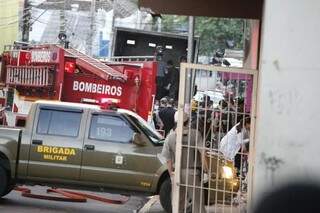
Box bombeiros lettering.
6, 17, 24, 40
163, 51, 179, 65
73, 81, 122, 97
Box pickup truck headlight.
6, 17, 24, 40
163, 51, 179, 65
221, 166, 234, 179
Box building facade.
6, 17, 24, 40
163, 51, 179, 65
0, 0, 20, 52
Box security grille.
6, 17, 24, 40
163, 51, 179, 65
172, 63, 257, 213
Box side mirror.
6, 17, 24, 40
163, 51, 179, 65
132, 133, 147, 146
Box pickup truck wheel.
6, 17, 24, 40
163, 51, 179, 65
0, 166, 8, 197
159, 178, 172, 213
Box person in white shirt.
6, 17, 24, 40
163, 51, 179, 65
219, 117, 251, 172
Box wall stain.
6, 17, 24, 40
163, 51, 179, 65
260, 152, 284, 186
273, 60, 280, 71
268, 89, 302, 115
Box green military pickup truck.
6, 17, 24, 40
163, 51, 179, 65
0, 101, 172, 212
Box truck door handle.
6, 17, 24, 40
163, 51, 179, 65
32, 140, 43, 145
84, 144, 95, 151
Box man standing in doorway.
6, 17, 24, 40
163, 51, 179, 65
156, 52, 166, 100
165, 60, 180, 101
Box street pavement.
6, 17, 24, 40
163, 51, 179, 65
0, 186, 165, 213
0, 186, 244, 212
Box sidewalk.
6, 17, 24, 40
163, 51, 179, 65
138, 196, 165, 213
137, 196, 246, 213
138, 196, 247, 213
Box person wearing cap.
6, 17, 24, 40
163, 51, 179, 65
161, 111, 208, 213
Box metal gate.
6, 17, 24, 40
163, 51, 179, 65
173, 63, 258, 213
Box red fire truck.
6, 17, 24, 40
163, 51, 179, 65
0, 43, 157, 127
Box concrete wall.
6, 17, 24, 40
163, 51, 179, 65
253, 0, 320, 204
0, 0, 19, 52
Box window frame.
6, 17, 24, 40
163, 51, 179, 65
88, 113, 135, 144
124, 113, 163, 145
36, 107, 83, 138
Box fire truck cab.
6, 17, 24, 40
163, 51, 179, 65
0, 43, 157, 126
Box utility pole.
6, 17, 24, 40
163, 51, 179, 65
59, 0, 66, 45
108, 0, 116, 59
157, 17, 162, 32
88, 0, 96, 56
185, 16, 195, 102
22, 0, 31, 42
136, 9, 141, 30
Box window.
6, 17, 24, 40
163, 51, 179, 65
37, 109, 82, 137
89, 115, 134, 143
148, 43, 156, 47
126, 114, 163, 143
126, 39, 136, 45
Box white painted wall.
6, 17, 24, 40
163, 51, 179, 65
252, 0, 320, 204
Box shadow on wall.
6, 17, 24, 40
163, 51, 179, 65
254, 182, 320, 213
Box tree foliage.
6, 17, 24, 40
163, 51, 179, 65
161, 15, 188, 33
161, 15, 245, 57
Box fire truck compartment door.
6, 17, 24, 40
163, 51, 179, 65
80, 113, 156, 191
27, 106, 87, 181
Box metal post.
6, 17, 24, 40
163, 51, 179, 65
172, 62, 187, 213
59, 0, 66, 45
185, 16, 195, 102
157, 17, 162, 32
88, 0, 96, 56
108, 0, 116, 59
22, 0, 30, 42
136, 9, 142, 30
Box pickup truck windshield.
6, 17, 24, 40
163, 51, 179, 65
126, 113, 163, 144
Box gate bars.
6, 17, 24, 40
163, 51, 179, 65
173, 63, 258, 213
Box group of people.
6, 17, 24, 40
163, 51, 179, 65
161, 94, 251, 212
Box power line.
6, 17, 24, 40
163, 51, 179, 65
0, 18, 20, 26
0, 0, 19, 6
30, 9, 48, 26
0, 12, 32, 24
0, 21, 19, 29
0, 6, 32, 19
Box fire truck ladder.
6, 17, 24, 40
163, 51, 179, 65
64, 48, 127, 82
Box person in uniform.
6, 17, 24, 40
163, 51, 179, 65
161, 111, 208, 213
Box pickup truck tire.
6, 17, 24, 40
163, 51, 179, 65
0, 166, 8, 197
159, 178, 172, 213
